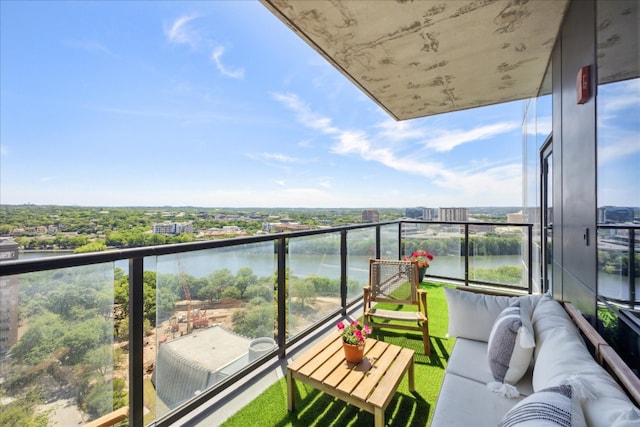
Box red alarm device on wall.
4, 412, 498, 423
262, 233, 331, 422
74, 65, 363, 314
577, 65, 590, 104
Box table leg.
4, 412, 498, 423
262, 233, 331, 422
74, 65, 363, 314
374, 407, 384, 427
286, 370, 295, 412
408, 354, 415, 392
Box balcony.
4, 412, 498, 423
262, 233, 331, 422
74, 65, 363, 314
1, 219, 636, 426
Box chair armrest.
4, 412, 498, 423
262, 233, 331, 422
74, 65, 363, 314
416, 288, 428, 315
363, 286, 371, 308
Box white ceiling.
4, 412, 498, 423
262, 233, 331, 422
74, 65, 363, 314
261, 0, 570, 120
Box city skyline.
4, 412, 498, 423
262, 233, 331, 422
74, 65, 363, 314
1, 1, 635, 209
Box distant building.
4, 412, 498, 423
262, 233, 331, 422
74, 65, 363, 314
507, 211, 524, 223
439, 207, 468, 222
405, 208, 423, 219
152, 221, 194, 235
361, 210, 380, 223
598, 206, 635, 224
0, 238, 19, 355
265, 220, 309, 233
405, 207, 436, 220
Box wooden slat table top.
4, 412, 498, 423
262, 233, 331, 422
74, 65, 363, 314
287, 329, 415, 417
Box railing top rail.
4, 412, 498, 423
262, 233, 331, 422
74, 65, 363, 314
0, 220, 398, 276
597, 224, 640, 230
0, 219, 531, 277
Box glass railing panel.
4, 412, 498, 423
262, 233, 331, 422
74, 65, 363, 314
467, 224, 526, 288
0, 264, 119, 426
346, 228, 375, 300
152, 243, 276, 418
403, 222, 464, 281
287, 233, 342, 338
379, 223, 400, 260
597, 227, 639, 307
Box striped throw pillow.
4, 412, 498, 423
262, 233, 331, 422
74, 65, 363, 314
487, 300, 535, 398
499, 384, 587, 427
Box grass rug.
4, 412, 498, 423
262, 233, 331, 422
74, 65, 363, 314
221, 282, 454, 427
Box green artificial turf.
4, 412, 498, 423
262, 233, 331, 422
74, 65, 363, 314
221, 282, 454, 427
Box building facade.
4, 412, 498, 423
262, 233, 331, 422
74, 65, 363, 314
361, 210, 380, 223
438, 208, 468, 222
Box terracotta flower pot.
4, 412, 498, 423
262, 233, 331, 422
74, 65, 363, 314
343, 341, 365, 363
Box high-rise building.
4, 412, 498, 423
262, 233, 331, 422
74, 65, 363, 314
438, 208, 468, 222
361, 210, 380, 223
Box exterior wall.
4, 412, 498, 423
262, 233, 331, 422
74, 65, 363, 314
552, 0, 598, 316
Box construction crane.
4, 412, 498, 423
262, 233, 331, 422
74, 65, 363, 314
176, 256, 208, 334
177, 256, 192, 333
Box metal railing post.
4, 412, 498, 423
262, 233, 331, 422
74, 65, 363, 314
129, 257, 144, 427
630, 228, 636, 310
464, 224, 470, 286
398, 222, 403, 260
375, 225, 381, 260
340, 230, 348, 315
528, 225, 533, 294
277, 237, 287, 358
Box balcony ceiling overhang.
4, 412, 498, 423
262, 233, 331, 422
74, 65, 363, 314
261, 0, 570, 120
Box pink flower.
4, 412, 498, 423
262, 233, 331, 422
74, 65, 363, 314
337, 322, 345, 330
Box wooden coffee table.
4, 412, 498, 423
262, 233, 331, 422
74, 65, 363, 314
286, 330, 415, 427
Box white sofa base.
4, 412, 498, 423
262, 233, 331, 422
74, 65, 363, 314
430, 288, 640, 427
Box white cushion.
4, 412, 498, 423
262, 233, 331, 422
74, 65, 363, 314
432, 371, 524, 427
444, 288, 540, 342
498, 384, 587, 427
531, 294, 579, 344
534, 327, 640, 427
487, 301, 536, 397
447, 338, 534, 396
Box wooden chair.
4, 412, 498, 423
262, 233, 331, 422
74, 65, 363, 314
363, 259, 430, 355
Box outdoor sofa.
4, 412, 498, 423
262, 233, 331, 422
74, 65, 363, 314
431, 287, 640, 426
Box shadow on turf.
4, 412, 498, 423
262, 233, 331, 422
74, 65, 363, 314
277, 383, 430, 427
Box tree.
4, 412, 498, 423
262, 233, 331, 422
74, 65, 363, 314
61, 317, 111, 365
10, 313, 66, 365
208, 269, 236, 299
235, 267, 257, 299
83, 345, 113, 377
289, 277, 316, 309
74, 241, 107, 253
232, 303, 273, 338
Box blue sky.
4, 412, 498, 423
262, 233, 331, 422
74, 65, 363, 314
1, 1, 635, 209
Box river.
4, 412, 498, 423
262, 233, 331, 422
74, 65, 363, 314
17, 251, 635, 299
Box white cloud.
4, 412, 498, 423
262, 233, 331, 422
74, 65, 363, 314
272, 91, 524, 205
271, 93, 339, 133
262, 152, 298, 163
598, 134, 640, 165
275, 180, 286, 186
64, 39, 116, 57
165, 15, 199, 47
524, 115, 551, 136
211, 46, 244, 79
376, 119, 424, 141
0, 144, 8, 157
424, 122, 519, 152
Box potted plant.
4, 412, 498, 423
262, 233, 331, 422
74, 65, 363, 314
337, 319, 371, 363
403, 249, 435, 282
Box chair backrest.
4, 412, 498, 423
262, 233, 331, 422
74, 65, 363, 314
368, 259, 419, 304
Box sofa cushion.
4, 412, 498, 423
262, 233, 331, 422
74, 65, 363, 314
487, 301, 535, 397
446, 338, 534, 396
444, 287, 540, 342
534, 326, 640, 427
498, 384, 587, 427
531, 294, 579, 344
431, 370, 525, 427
